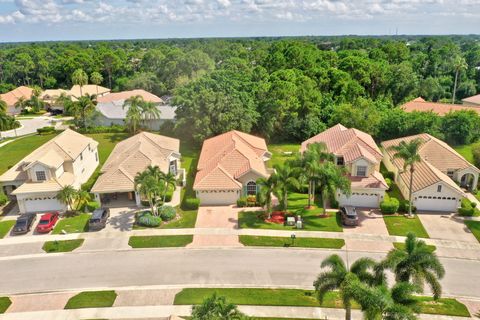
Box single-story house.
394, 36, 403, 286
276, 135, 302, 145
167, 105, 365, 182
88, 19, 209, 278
462, 94, 480, 107
193, 130, 273, 206
401, 97, 480, 115
0, 86, 34, 115
40, 89, 77, 109
0, 129, 99, 213
90, 131, 181, 207
301, 124, 388, 208
69, 84, 110, 99
94, 89, 177, 130
382, 134, 479, 212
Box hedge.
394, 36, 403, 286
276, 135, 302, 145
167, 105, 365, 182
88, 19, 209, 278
37, 126, 56, 135
237, 197, 247, 207
183, 198, 200, 210
380, 197, 400, 214
75, 125, 128, 134
458, 198, 478, 217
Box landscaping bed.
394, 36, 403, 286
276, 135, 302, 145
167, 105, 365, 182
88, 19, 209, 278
174, 288, 470, 317
128, 235, 193, 248
64, 290, 117, 309
239, 235, 345, 249
42, 239, 85, 253
383, 214, 429, 238
52, 213, 90, 234
0, 220, 15, 238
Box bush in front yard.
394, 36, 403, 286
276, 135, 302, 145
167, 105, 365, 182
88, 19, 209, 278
458, 198, 477, 216
380, 197, 400, 214
385, 178, 393, 191
37, 126, 56, 135
81, 201, 100, 212
237, 197, 247, 207
158, 205, 176, 221
399, 200, 416, 214
137, 211, 161, 227
183, 198, 200, 210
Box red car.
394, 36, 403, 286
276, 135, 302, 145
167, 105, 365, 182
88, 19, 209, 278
35, 212, 59, 233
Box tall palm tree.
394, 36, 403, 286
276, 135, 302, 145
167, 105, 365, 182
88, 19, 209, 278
314, 254, 384, 320
124, 95, 144, 134
55, 92, 74, 115
74, 95, 96, 128
191, 293, 250, 320
90, 72, 103, 96
256, 175, 277, 218
382, 232, 445, 300
316, 162, 351, 216
273, 163, 300, 212
57, 185, 77, 213
162, 172, 177, 203
72, 68, 88, 97
141, 101, 161, 127
388, 138, 422, 217
452, 56, 467, 104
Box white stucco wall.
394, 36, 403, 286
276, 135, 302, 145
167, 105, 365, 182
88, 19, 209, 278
71, 144, 99, 186
413, 182, 463, 212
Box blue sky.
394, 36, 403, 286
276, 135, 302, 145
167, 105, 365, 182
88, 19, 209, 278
0, 0, 479, 42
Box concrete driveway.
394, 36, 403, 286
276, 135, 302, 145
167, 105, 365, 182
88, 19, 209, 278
104, 207, 136, 232
418, 213, 478, 242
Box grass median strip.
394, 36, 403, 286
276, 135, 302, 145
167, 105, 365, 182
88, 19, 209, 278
42, 239, 84, 253
393, 242, 436, 253
239, 235, 345, 249
128, 235, 193, 248
64, 290, 117, 309
0, 220, 15, 238
52, 214, 90, 234
174, 288, 470, 317
465, 221, 480, 243
0, 297, 12, 314
383, 214, 429, 238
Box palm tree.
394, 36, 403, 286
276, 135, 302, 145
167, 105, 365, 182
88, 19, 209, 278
74, 95, 96, 128
72, 69, 88, 97
452, 56, 467, 104
273, 163, 300, 212
55, 92, 74, 115
14, 96, 28, 112
256, 175, 277, 218
124, 95, 144, 134
314, 254, 384, 320
74, 190, 91, 212
382, 232, 445, 300
134, 173, 161, 215
141, 101, 161, 127
90, 72, 103, 96
57, 185, 77, 213
316, 162, 351, 216
191, 293, 250, 320
388, 138, 422, 217
162, 172, 177, 203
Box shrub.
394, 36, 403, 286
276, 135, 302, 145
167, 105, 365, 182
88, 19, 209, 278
86, 201, 100, 211
383, 170, 395, 180
399, 200, 416, 214
472, 144, 480, 168
247, 195, 257, 206
183, 198, 200, 210
137, 211, 161, 227
380, 197, 400, 214
329, 195, 339, 209
385, 178, 393, 191
37, 126, 56, 135
237, 197, 247, 207
141, 200, 150, 207
0, 190, 8, 206
158, 205, 176, 221
458, 198, 476, 216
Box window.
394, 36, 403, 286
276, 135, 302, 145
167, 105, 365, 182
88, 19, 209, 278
35, 171, 46, 181
336, 157, 344, 166
80, 152, 83, 161
169, 160, 177, 175
437, 185, 442, 192
246, 181, 257, 195
356, 166, 367, 177
447, 169, 454, 178
95, 152, 98, 162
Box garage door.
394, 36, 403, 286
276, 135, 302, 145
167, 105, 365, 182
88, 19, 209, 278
338, 192, 381, 208
414, 196, 459, 212
197, 190, 240, 206
22, 198, 64, 213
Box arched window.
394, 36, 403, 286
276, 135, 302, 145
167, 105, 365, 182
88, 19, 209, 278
246, 181, 257, 195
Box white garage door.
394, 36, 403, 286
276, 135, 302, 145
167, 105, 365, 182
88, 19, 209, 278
197, 190, 240, 206
22, 198, 64, 213
414, 196, 459, 212
338, 192, 381, 208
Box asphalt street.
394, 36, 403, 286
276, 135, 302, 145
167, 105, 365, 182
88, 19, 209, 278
0, 248, 478, 298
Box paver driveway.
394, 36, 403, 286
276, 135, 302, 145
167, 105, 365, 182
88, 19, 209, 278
343, 209, 393, 253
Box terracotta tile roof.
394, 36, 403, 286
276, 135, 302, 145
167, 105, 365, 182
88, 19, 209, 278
0, 129, 98, 183
91, 132, 180, 193
0, 86, 34, 106
348, 171, 388, 189
70, 85, 110, 98
462, 94, 480, 106
97, 89, 163, 104
301, 124, 383, 164
401, 97, 480, 115
194, 130, 270, 191
381, 133, 478, 193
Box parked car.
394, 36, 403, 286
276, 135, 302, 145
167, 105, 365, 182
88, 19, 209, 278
340, 206, 359, 227
46, 108, 63, 116
88, 208, 110, 231
12, 213, 37, 235
35, 212, 59, 233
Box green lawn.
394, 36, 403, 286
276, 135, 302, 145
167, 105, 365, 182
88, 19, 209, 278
128, 235, 193, 248
0, 133, 58, 174
267, 143, 300, 167
52, 213, 90, 234
0, 220, 15, 238
179, 142, 200, 207
465, 221, 480, 243
383, 214, 429, 238
454, 142, 480, 164
393, 242, 436, 253
64, 291, 117, 309
173, 288, 470, 317
239, 235, 345, 249
0, 297, 11, 314
133, 207, 198, 230
42, 239, 84, 253
239, 193, 342, 232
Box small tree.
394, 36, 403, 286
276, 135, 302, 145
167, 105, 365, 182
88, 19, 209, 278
316, 162, 351, 216
191, 293, 250, 320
